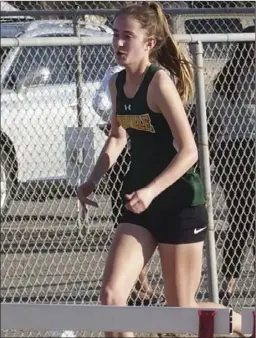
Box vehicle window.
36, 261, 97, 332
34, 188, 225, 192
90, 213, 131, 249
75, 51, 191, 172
3, 44, 115, 89
3, 46, 70, 89
185, 18, 243, 58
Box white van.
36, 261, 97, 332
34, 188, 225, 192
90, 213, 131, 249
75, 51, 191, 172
1, 20, 113, 216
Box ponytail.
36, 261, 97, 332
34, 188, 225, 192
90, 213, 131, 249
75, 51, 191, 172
148, 2, 194, 103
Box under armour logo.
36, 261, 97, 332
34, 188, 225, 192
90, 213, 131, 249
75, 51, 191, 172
124, 104, 131, 111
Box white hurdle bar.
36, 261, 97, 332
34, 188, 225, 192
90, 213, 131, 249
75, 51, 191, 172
1, 304, 231, 337
242, 307, 256, 336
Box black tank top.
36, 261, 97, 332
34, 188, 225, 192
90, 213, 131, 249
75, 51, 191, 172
115, 64, 205, 210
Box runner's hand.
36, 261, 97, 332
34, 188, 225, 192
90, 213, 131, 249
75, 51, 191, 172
77, 181, 98, 212
125, 187, 155, 214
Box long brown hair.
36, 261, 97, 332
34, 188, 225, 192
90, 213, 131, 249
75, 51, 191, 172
116, 2, 193, 103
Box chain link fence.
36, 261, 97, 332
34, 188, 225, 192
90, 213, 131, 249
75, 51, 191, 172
3, 1, 256, 10
1, 1, 255, 36
1, 31, 255, 337
206, 38, 255, 309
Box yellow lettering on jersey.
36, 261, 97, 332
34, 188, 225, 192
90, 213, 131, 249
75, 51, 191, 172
117, 114, 155, 133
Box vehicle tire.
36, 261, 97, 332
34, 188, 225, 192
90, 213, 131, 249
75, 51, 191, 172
0, 152, 15, 219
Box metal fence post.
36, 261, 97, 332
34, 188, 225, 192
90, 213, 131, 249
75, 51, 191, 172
73, 11, 84, 128
73, 12, 86, 229
190, 41, 219, 303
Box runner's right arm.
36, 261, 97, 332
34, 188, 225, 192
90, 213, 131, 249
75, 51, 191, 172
87, 74, 128, 185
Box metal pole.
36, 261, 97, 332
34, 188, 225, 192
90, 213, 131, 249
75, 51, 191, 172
190, 41, 219, 303
1, 33, 255, 48
73, 13, 84, 128
73, 12, 86, 228
1, 7, 255, 18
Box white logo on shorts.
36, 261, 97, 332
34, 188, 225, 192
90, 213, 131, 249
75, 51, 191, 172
194, 227, 207, 235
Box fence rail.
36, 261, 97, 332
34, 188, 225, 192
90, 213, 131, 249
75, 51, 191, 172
1, 6, 255, 17
1, 33, 255, 48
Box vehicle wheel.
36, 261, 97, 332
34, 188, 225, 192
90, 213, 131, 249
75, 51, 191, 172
0, 152, 14, 219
